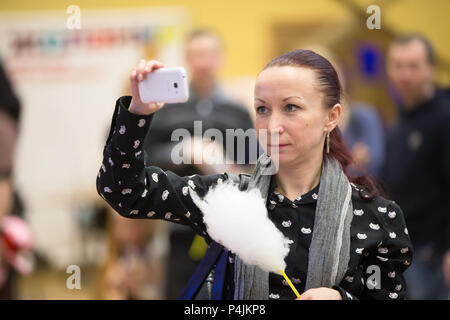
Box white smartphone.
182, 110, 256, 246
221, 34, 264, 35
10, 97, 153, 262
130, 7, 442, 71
138, 67, 189, 104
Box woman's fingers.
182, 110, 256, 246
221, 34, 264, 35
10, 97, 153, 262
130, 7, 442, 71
136, 59, 147, 81
134, 59, 165, 81
137, 60, 165, 81
145, 60, 164, 74
130, 68, 141, 103
130, 68, 138, 82
130, 59, 164, 100
129, 59, 166, 115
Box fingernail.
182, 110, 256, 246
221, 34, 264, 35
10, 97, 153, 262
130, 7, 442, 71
138, 73, 143, 81
145, 66, 150, 72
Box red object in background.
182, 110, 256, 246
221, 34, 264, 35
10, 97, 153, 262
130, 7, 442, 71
0, 215, 34, 275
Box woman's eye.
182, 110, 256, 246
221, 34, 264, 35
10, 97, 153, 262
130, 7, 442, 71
256, 106, 267, 114
285, 104, 300, 112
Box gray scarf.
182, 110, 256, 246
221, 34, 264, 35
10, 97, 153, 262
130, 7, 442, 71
232, 153, 353, 299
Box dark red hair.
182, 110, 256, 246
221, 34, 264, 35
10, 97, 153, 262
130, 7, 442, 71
263, 49, 385, 200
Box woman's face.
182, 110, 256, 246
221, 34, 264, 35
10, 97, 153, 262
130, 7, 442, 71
254, 66, 339, 166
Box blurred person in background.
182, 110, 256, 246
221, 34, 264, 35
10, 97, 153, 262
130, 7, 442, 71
0, 61, 20, 225
142, 29, 256, 299
383, 34, 450, 300
307, 46, 386, 180
96, 212, 165, 299
0, 60, 33, 299
340, 102, 386, 179
330, 55, 386, 180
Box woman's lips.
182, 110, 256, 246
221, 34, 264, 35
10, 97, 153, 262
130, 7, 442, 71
268, 144, 290, 148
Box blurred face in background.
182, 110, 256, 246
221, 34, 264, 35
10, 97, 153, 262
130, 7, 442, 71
111, 213, 152, 250
185, 33, 224, 86
254, 66, 339, 167
387, 39, 435, 107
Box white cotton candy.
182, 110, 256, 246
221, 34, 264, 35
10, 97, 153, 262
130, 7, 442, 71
189, 180, 291, 275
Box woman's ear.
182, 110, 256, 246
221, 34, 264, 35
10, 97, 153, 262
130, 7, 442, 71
326, 103, 342, 131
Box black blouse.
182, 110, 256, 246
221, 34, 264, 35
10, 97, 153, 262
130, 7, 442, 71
97, 96, 414, 300
266, 177, 320, 300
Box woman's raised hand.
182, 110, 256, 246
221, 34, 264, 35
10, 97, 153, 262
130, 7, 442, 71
129, 59, 165, 115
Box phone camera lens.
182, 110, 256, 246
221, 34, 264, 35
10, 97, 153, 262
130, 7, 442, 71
174, 82, 178, 88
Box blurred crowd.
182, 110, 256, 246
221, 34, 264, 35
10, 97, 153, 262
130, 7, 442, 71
1, 26, 449, 300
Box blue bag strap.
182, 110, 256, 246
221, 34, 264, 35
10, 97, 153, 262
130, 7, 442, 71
211, 249, 228, 300
178, 241, 224, 300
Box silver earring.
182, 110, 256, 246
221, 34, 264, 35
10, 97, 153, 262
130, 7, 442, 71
326, 131, 330, 154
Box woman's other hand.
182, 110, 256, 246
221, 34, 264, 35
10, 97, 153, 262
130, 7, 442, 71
296, 287, 342, 300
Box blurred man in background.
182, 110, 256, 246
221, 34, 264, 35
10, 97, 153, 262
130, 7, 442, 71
383, 34, 450, 300
0, 61, 33, 299
143, 29, 256, 299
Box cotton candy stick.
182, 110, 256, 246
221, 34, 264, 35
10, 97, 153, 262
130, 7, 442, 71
281, 270, 301, 299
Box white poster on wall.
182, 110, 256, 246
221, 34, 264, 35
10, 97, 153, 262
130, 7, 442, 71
0, 7, 190, 267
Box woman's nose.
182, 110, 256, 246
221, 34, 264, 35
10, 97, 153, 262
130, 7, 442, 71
267, 114, 284, 135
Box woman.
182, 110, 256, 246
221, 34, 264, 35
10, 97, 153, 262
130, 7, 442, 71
97, 50, 413, 300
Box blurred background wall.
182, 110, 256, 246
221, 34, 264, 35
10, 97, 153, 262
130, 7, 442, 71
0, 0, 448, 299
2, 0, 450, 111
